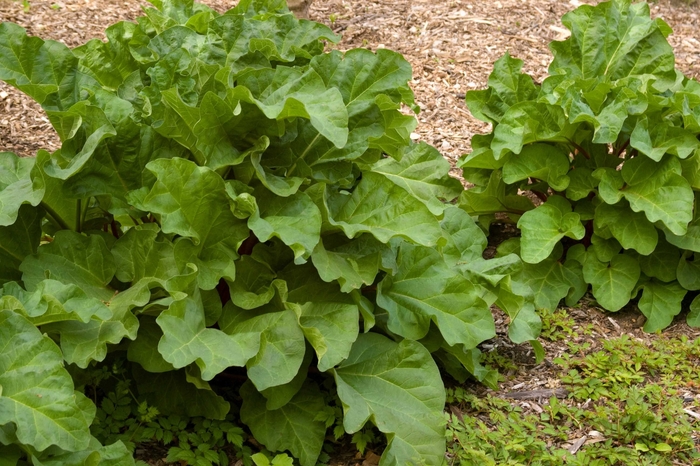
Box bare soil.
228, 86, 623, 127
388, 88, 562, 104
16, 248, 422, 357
1, 0, 700, 464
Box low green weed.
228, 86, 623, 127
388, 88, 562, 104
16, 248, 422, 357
447, 333, 700, 465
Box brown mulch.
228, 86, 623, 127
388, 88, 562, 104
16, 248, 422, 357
2, 0, 700, 465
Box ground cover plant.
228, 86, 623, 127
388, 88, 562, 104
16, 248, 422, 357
0, 0, 542, 464
461, 0, 700, 331
446, 319, 700, 465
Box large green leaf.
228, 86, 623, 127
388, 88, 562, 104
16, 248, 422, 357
73, 22, 140, 90
458, 170, 534, 217
127, 316, 174, 373
502, 143, 571, 192
231, 66, 348, 148
594, 201, 658, 255
548, 0, 675, 82
132, 158, 249, 289
518, 196, 585, 264
246, 187, 322, 263
0, 310, 93, 452
111, 225, 181, 285
617, 156, 694, 236
31, 438, 135, 466
466, 52, 538, 124
439, 206, 487, 267
0, 153, 44, 226
240, 380, 327, 466
310, 233, 384, 293
282, 264, 359, 372
333, 333, 445, 466
325, 172, 442, 247
220, 304, 306, 391
368, 142, 462, 215
491, 102, 573, 159
156, 295, 260, 380
677, 252, 700, 290
377, 243, 494, 348
0, 22, 97, 110
0, 280, 110, 326
20, 230, 116, 301
523, 254, 586, 311
637, 279, 686, 332
583, 252, 640, 311
228, 256, 280, 310
638, 237, 679, 283
630, 117, 700, 162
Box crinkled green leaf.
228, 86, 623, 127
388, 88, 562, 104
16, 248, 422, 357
492, 102, 573, 159
260, 349, 313, 411
310, 233, 384, 293
0, 153, 43, 226
131, 158, 249, 289
523, 251, 585, 311
231, 66, 348, 148
229, 256, 280, 310
518, 196, 584, 264
156, 295, 260, 380
282, 264, 359, 372
637, 279, 685, 332
240, 380, 326, 466
111, 225, 181, 285
20, 230, 116, 301
31, 438, 135, 466
220, 304, 306, 391
369, 142, 462, 215
466, 52, 538, 124
0, 22, 98, 110
618, 156, 693, 236
594, 201, 657, 255
0, 310, 92, 452
311, 48, 415, 118
583, 252, 640, 311
502, 143, 571, 191
458, 170, 534, 217
462, 253, 540, 343
377, 243, 494, 348
246, 187, 322, 262
506, 302, 541, 344
325, 172, 442, 247
439, 205, 487, 267
42, 102, 118, 180
566, 167, 598, 201
333, 333, 445, 466
0, 279, 110, 326
630, 116, 700, 162
211, 7, 338, 65
73, 22, 140, 90
548, 0, 675, 82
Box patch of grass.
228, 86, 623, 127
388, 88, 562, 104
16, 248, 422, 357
446, 334, 700, 465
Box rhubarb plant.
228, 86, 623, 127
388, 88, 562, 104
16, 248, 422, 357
461, 0, 700, 331
0, 0, 537, 464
